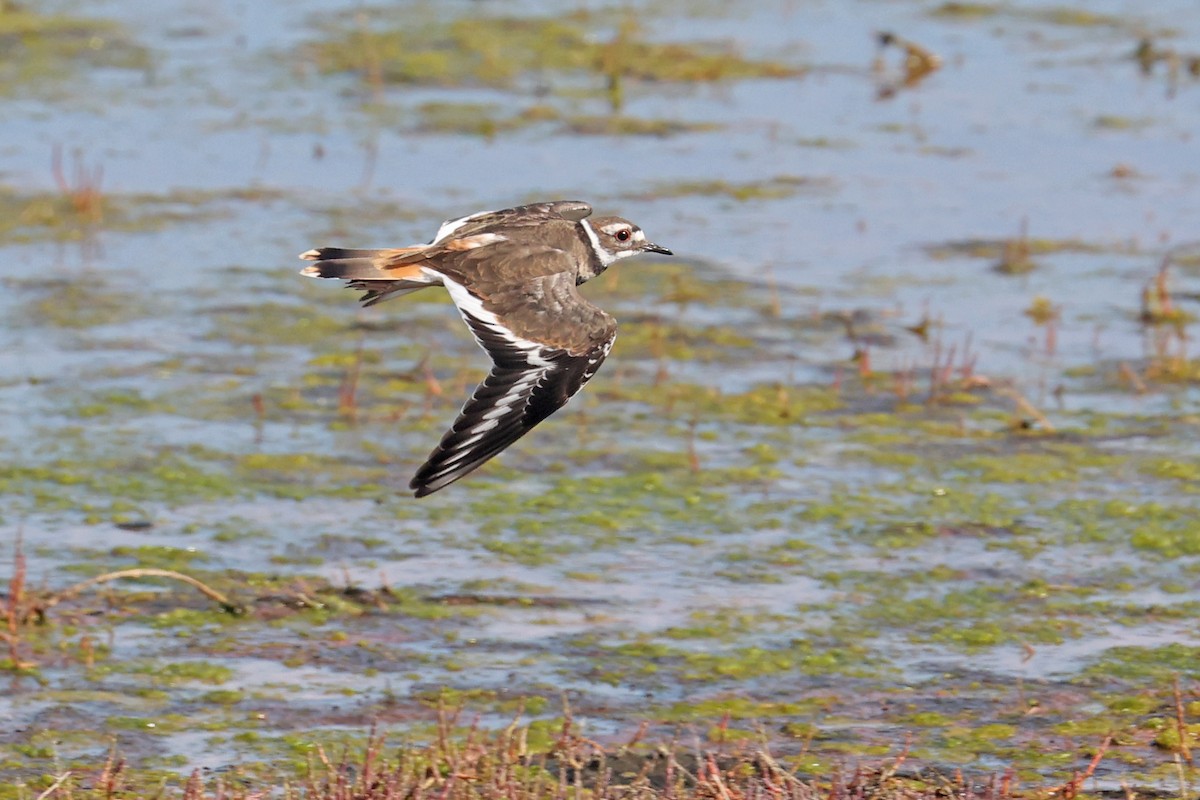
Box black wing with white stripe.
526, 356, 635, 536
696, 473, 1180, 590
409, 280, 615, 497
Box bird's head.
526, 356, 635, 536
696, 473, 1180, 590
589, 216, 673, 262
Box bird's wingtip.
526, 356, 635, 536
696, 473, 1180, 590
299, 249, 320, 260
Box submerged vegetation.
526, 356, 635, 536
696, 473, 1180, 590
0, 180, 282, 245
4, 249, 1200, 793
0, 6, 150, 97
301, 6, 803, 138
929, 3, 1133, 29
308, 12, 801, 93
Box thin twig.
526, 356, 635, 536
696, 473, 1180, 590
40, 568, 243, 615
35, 772, 73, 800
705, 753, 734, 800
4, 533, 34, 669
998, 387, 1056, 433
1118, 362, 1148, 394
1050, 734, 1112, 798
1176, 752, 1191, 800
1175, 675, 1193, 766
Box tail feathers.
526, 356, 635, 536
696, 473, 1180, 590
350, 281, 431, 307
300, 246, 441, 307
301, 247, 387, 261
300, 257, 393, 281
300, 244, 446, 307
299, 245, 433, 279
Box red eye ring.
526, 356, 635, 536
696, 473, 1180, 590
616, 229, 631, 242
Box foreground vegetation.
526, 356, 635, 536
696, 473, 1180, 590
6, 0, 1200, 797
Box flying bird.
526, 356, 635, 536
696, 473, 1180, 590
300, 200, 672, 497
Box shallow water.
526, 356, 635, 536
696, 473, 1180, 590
3, 0, 1200, 791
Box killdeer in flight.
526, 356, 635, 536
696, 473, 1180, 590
300, 201, 672, 497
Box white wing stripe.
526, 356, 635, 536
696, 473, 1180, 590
431, 208, 494, 244
453, 431, 489, 452
441, 277, 555, 369
454, 232, 508, 249
469, 418, 500, 434
482, 405, 516, 421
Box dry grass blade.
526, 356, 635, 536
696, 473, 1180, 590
997, 387, 1056, 433
15, 724, 1036, 800
2, 533, 36, 670
34, 771, 73, 800
1048, 734, 1112, 799
1175, 676, 1193, 767
39, 568, 243, 616
338, 335, 366, 420
52, 143, 105, 223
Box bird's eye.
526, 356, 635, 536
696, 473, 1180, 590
616, 229, 631, 242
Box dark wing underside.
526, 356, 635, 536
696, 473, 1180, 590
409, 270, 615, 497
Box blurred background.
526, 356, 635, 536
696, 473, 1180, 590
2, 0, 1200, 789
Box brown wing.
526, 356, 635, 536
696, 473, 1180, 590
299, 202, 593, 305
429, 201, 592, 244
409, 270, 615, 497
